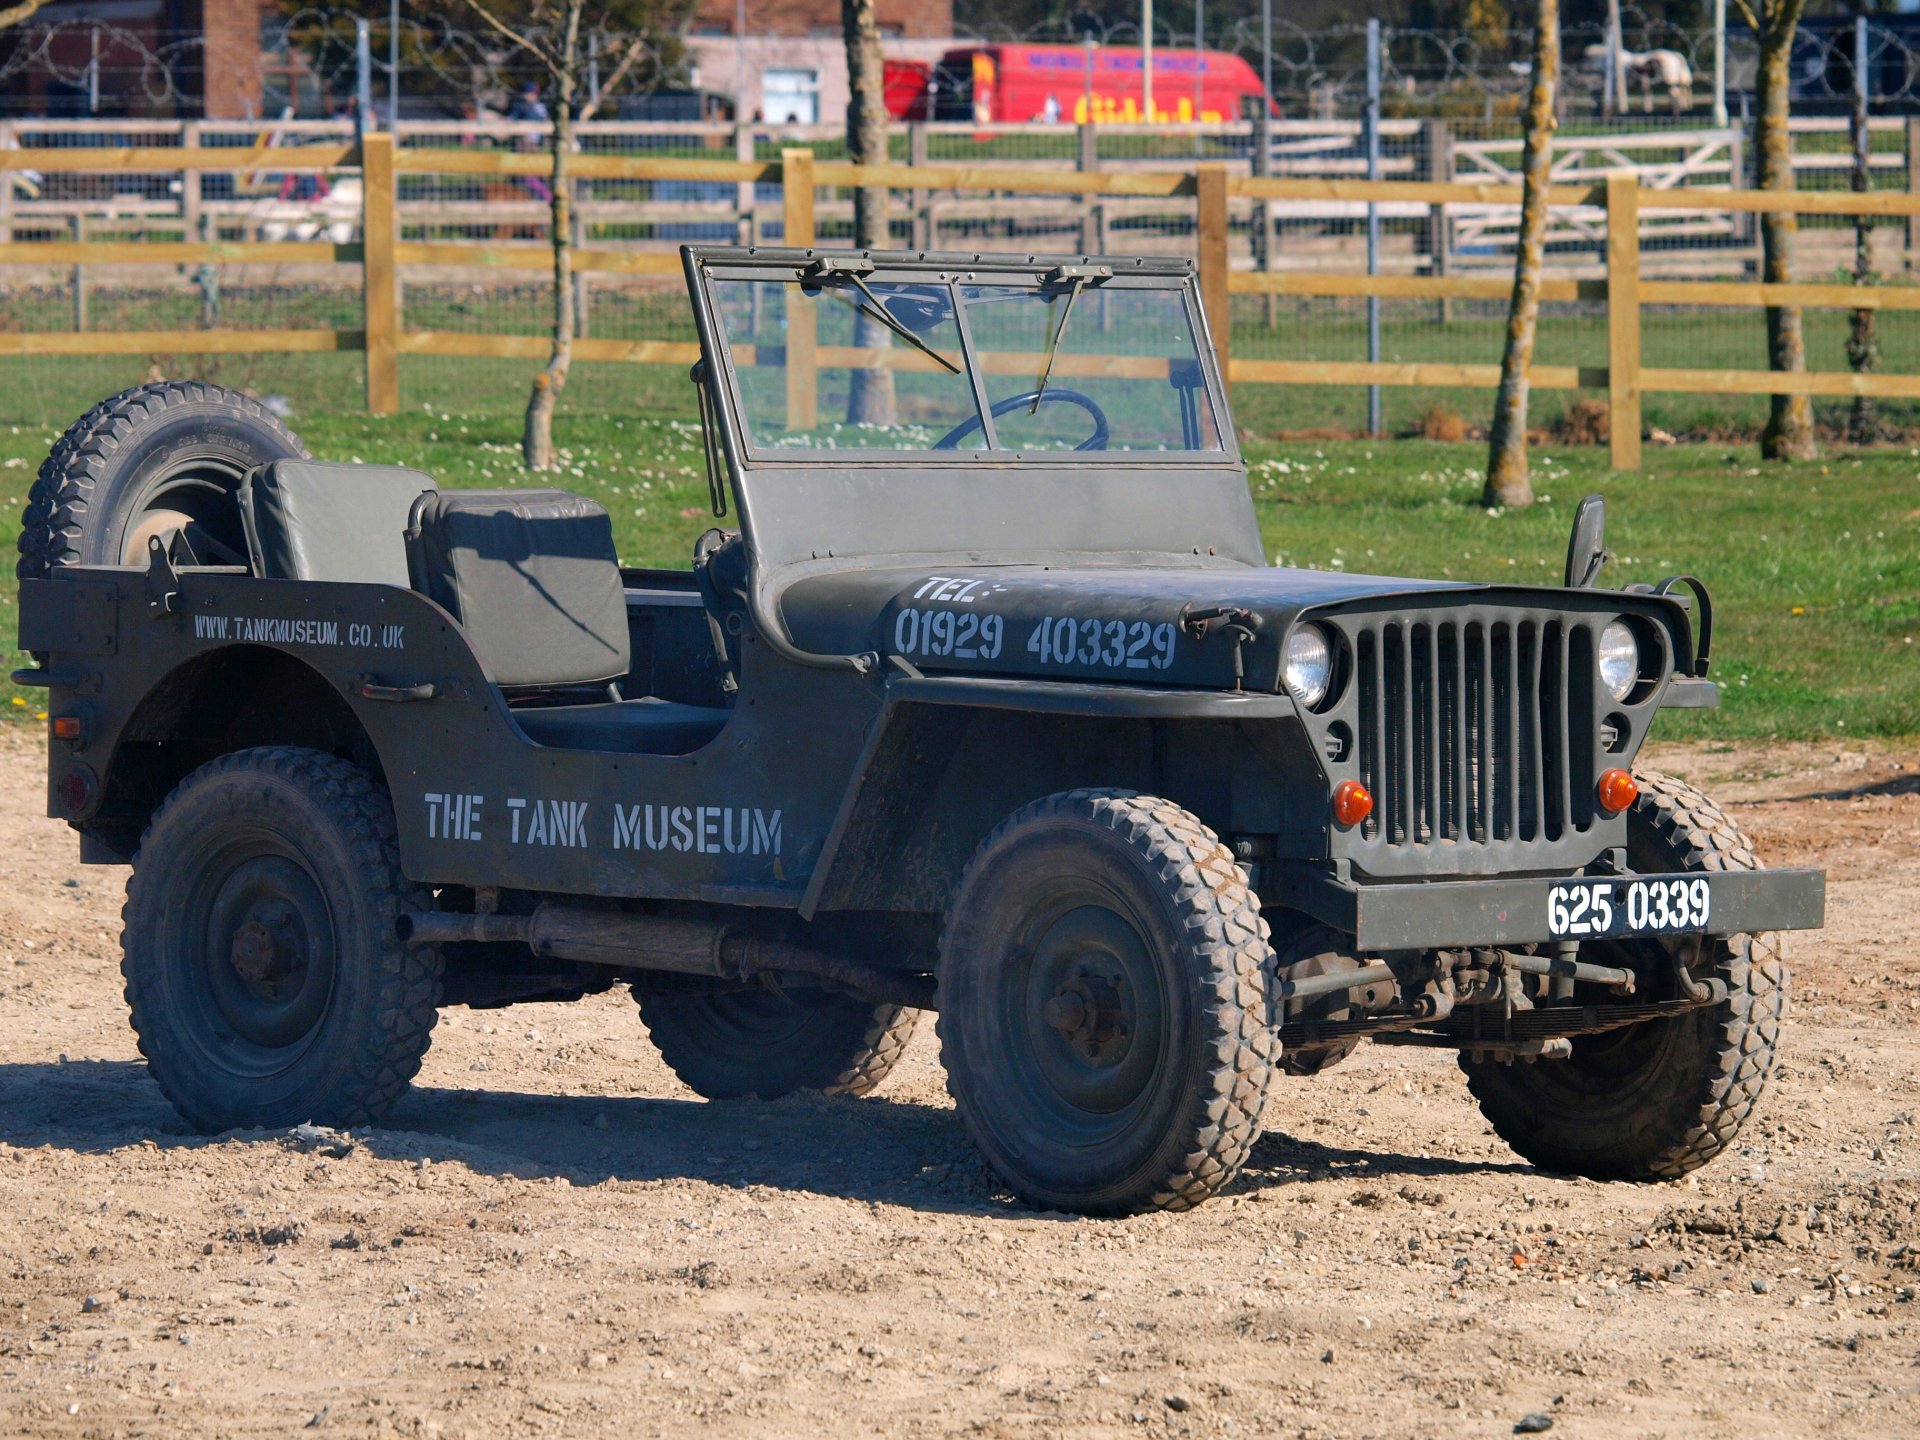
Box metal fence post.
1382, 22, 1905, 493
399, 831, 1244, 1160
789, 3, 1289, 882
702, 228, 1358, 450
1253, 103, 1274, 327
361, 131, 400, 415
71, 215, 88, 333
181, 119, 202, 244
1606, 173, 1642, 472
912, 123, 932, 250
782, 148, 817, 430
0, 121, 13, 246
1425, 118, 1451, 324
1364, 18, 1382, 438
1196, 164, 1230, 385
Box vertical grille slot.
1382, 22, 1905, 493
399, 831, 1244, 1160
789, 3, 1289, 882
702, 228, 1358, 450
1346, 611, 1597, 860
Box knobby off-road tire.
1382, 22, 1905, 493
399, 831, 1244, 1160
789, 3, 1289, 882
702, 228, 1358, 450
1461, 770, 1788, 1181
938, 790, 1278, 1215
122, 747, 442, 1133
639, 986, 919, 1100
17, 380, 307, 587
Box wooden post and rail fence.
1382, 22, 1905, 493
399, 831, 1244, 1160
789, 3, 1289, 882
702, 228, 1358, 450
7, 133, 1920, 470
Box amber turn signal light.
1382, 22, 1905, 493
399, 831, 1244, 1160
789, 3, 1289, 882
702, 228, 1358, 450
1596, 768, 1639, 815
51, 715, 82, 742
1331, 779, 1374, 828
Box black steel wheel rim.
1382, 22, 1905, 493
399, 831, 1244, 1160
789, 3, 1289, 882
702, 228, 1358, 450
999, 883, 1170, 1141
173, 833, 339, 1071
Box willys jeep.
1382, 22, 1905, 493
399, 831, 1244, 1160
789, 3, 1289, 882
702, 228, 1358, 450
14, 246, 1824, 1215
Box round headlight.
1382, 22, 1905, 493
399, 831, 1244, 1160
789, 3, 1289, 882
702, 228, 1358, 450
1284, 624, 1334, 708
1599, 620, 1639, 701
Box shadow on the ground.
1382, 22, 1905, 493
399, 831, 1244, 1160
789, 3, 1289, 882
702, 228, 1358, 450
1236, 1129, 1532, 1189
1752, 770, 1920, 805
0, 1058, 1535, 1214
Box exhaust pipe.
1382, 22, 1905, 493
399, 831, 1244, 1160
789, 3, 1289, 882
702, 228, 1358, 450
397, 906, 936, 1011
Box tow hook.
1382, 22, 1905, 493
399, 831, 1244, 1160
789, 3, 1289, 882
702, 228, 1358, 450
1178, 604, 1259, 690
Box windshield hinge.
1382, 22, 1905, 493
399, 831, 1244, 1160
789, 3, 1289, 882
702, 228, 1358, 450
1045, 263, 1112, 285
805, 256, 876, 278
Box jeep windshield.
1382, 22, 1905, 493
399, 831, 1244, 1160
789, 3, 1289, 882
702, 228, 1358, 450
694, 252, 1225, 459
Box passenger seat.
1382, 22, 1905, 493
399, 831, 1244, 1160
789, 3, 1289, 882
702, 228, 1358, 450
405, 489, 729, 755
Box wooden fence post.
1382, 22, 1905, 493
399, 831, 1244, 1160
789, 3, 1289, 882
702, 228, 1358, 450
1196, 164, 1230, 385
361, 132, 399, 416
781, 148, 817, 431
1606, 172, 1642, 472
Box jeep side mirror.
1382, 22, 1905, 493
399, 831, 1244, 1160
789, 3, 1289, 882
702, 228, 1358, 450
1564, 494, 1608, 588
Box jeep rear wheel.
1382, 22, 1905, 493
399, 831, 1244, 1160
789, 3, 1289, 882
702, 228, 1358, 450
1461, 771, 1788, 1181
937, 790, 1278, 1215
122, 747, 441, 1133
18, 380, 307, 586
638, 985, 918, 1100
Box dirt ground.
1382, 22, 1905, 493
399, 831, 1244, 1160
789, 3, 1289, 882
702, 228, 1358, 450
0, 733, 1915, 1440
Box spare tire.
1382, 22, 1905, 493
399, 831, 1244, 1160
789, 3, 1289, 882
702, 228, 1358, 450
17, 380, 308, 582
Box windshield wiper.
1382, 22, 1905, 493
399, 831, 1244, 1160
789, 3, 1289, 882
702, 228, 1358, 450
804, 258, 960, 375
1030, 264, 1111, 412
846, 274, 962, 374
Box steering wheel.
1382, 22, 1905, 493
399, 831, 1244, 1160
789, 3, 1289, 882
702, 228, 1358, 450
932, 388, 1111, 452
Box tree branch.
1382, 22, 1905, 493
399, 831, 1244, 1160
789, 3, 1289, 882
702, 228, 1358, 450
578, 37, 651, 122
1729, 0, 1760, 35
458, 0, 559, 74
0, 0, 54, 31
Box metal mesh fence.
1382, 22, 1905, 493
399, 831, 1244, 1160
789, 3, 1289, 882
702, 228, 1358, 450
4, 107, 1919, 437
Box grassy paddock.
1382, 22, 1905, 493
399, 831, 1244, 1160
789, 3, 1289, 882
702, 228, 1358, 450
0, 409, 1911, 739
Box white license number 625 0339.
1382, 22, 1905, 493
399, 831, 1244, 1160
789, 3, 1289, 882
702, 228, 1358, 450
1547, 877, 1713, 938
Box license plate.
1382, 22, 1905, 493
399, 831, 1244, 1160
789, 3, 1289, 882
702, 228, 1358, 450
1546, 876, 1714, 940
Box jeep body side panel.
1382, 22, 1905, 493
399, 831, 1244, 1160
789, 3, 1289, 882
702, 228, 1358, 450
28, 569, 873, 907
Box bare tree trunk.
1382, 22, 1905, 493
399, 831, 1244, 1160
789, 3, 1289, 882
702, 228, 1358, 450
524, 6, 583, 471
1758, 1, 1815, 460
1483, 0, 1558, 510
842, 0, 895, 425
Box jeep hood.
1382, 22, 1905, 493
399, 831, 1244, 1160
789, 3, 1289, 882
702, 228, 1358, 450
778, 562, 1479, 693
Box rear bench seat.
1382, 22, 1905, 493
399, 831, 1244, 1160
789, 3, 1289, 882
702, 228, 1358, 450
241, 461, 729, 755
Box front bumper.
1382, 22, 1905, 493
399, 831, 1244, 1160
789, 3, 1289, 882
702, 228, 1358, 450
1269, 865, 1826, 951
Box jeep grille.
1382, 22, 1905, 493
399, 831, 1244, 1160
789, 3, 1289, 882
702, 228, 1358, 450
1352, 616, 1599, 853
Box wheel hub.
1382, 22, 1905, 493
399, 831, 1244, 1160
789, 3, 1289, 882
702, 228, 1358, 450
229, 907, 304, 994
1042, 966, 1132, 1064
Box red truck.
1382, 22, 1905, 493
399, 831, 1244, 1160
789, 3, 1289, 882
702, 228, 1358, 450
886, 43, 1272, 124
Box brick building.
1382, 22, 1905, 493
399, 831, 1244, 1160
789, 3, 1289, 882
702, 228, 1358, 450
0, 0, 276, 120
1, 0, 954, 122
685, 0, 956, 125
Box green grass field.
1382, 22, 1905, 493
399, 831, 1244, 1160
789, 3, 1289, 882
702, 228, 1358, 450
0, 405, 1911, 739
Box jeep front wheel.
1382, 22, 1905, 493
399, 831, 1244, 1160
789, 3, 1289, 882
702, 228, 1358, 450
122, 747, 442, 1132
1461, 771, 1789, 1181
937, 790, 1278, 1215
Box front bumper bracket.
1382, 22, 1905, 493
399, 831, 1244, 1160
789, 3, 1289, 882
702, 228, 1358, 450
1265, 864, 1826, 952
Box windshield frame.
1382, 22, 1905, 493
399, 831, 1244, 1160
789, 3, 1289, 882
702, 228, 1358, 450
687, 248, 1239, 468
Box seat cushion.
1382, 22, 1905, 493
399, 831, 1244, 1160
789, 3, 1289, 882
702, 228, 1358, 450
242, 460, 437, 585
512, 698, 729, 754
407, 488, 630, 690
